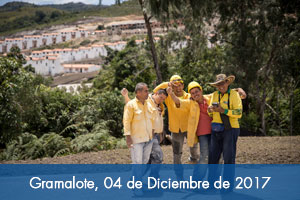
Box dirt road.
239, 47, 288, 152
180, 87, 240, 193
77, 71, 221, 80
1, 136, 299, 164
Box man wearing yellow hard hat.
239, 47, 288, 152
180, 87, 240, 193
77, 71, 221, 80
166, 81, 213, 180
166, 81, 213, 160
154, 75, 199, 170
167, 79, 246, 180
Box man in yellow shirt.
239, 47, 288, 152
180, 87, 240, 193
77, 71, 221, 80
121, 88, 167, 165
208, 74, 243, 164
123, 82, 156, 164
154, 75, 199, 166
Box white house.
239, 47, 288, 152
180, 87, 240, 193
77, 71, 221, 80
94, 30, 107, 37
25, 39, 178, 77
26, 54, 64, 76
0, 29, 90, 53
62, 64, 101, 74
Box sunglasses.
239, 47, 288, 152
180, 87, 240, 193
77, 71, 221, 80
172, 79, 183, 83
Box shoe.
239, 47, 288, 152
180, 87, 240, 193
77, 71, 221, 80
188, 157, 198, 164
165, 135, 172, 143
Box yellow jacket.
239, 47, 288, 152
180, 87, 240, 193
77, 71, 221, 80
180, 94, 213, 147
123, 97, 155, 144
154, 82, 190, 133
209, 89, 242, 128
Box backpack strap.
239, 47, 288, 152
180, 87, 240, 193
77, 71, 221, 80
218, 90, 230, 109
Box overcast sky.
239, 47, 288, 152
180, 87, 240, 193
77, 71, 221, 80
0, 0, 116, 6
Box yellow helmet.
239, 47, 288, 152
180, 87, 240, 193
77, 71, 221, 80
188, 81, 202, 93
170, 75, 183, 83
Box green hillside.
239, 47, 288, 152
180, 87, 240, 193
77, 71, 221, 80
0, 5, 71, 36
0, 1, 37, 12
0, 0, 142, 37
45, 2, 100, 12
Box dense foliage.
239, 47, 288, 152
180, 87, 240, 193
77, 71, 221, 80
0, 0, 299, 161
146, 0, 300, 136
0, 50, 127, 160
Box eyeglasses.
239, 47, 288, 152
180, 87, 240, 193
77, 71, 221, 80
172, 79, 183, 83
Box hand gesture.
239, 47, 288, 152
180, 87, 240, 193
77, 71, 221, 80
121, 88, 128, 97
166, 86, 173, 95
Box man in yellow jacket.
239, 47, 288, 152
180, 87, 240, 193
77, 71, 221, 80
154, 75, 199, 166
167, 81, 213, 181
208, 74, 243, 164
168, 81, 213, 163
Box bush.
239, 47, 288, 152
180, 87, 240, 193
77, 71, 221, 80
96, 89, 125, 138
80, 39, 91, 46
71, 131, 112, 153
241, 112, 260, 134
97, 24, 104, 30
0, 132, 71, 160
40, 133, 70, 157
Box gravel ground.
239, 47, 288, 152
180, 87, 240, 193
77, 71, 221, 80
1, 136, 299, 164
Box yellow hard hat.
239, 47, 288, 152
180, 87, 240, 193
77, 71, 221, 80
170, 75, 183, 84
188, 81, 202, 93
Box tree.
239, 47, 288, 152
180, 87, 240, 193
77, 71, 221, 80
0, 57, 37, 145
50, 10, 61, 19
147, 0, 300, 135
35, 10, 46, 23
138, 0, 163, 84
97, 24, 105, 30
93, 38, 155, 92
115, 0, 121, 6
7, 46, 25, 65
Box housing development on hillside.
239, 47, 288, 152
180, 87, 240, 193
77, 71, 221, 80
1, 19, 186, 77
0, 29, 89, 53
25, 41, 132, 76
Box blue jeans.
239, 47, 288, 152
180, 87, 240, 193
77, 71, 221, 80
209, 128, 240, 164
208, 129, 239, 191
131, 139, 154, 164
193, 134, 211, 181
131, 140, 153, 184
198, 134, 211, 164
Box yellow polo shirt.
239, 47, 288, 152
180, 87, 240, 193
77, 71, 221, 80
123, 97, 155, 144
209, 89, 242, 128
154, 82, 190, 133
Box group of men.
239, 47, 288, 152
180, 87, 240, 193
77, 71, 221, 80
122, 74, 245, 173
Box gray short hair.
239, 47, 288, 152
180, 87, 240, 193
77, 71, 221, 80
135, 82, 147, 93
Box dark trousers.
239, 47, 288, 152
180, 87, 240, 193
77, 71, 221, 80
208, 128, 239, 192
209, 128, 240, 164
